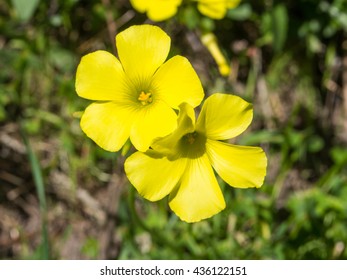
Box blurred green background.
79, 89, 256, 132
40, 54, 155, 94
1, 0, 347, 259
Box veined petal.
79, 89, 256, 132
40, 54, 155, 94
196, 93, 253, 140
206, 139, 267, 188
116, 25, 170, 86
76, 50, 131, 101
169, 154, 226, 223
130, 101, 177, 152
151, 55, 204, 109
151, 103, 196, 156
80, 102, 137, 152
125, 150, 187, 201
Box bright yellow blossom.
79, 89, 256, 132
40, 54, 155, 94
76, 25, 203, 152
130, 0, 182, 21
125, 93, 267, 222
196, 0, 241, 19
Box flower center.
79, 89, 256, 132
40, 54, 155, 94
180, 131, 206, 159
184, 132, 197, 144
138, 91, 153, 105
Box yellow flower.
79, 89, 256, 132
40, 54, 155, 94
130, 0, 183, 21
76, 25, 203, 152
196, 0, 241, 19
125, 93, 267, 222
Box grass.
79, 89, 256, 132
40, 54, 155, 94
21, 126, 49, 259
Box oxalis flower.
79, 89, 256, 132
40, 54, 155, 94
76, 25, 203, 152
125, 93, 267, 223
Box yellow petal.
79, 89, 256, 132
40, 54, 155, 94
125, 150, 187, 201
146, 0, 182, 21
151, 103, 196, 156
76, 50, 131, 101
130, 0, 151, 13
197, 0, 240, 19
206, 139, 267, 188
116, 25, 170, 86
196, 93, 253, 140
197, 1, 227, 19
169, 154, 226, 223
151, 56, 204, 109
80, 102, 137, 152
130, 0, 182, 21
130, 101, 177, 152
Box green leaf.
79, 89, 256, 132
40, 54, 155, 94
307, 34, 322, 53
239, 130, 284, 145
307, 136, 324, 153
48, 47, 76, 73
331, 147, 347, 165
271, 4, 288, 52
227, 4, 252, 21
11, 0, 40, 22
180, 6, 200, 30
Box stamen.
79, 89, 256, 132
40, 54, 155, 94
138, 91, 153, 105
180, 132, 206, 158
185, 132, 197, 144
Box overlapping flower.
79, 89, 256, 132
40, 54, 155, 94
125, 94, 267, 222
76, 24, 267, 222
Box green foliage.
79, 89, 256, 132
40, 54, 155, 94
82, 238, 99, 259
21, 128, 49, 259
227, 4, 252, 21
1, 0, 346, 260
11, 0, 40, 22
271, 5, 288, 53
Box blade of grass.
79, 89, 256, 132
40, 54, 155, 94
21, 125, 50, 259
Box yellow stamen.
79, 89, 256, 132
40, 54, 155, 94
138, 91, 153, 105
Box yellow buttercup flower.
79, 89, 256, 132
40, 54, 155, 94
125, 93, 267, 222
76, 25, 203, 152
130, 0, 182, 21
196, 0, 241, 19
